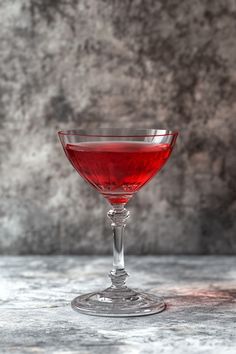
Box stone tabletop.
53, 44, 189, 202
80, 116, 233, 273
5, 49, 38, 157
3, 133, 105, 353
0, 256, 235, 354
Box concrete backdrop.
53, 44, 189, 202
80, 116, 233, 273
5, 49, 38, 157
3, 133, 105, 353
0, 0, 236, 254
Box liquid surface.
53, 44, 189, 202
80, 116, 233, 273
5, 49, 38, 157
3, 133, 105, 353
65, 141, 172, 204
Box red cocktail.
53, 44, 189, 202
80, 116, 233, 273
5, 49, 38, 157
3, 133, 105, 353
58, 129, 178, 317
65, 141, 172, 204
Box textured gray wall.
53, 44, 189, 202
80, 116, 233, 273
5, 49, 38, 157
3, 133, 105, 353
0, 0, 236, 255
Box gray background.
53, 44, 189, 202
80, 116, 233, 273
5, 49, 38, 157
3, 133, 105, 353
0, 0, 236, 255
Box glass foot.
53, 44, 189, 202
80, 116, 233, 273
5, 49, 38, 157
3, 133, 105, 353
71, 286, 166, 317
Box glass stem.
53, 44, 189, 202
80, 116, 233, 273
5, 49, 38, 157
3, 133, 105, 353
107, 204, 130, 289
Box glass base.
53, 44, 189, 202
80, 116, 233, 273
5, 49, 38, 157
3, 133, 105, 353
71, 286, 166, 317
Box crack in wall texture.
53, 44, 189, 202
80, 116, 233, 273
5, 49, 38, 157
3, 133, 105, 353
0, 0, 236, 254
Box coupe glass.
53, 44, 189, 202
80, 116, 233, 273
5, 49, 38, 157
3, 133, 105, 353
58, 128, 178, 317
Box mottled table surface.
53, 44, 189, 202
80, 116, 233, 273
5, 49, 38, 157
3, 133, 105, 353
0, 256, 235, 354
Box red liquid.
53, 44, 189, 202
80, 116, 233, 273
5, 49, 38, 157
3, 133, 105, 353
65, 142, 172, 204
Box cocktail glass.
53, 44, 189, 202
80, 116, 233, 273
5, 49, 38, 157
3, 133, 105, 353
58, 128, 178, 317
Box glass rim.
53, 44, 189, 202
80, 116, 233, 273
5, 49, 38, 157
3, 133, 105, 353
58, 128, 179, 138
